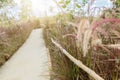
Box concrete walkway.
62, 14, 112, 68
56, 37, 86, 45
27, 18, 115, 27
0, 29, 50, 80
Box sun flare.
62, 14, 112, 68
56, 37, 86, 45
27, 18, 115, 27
30, 0, 58, 17
31, 0, 47, 17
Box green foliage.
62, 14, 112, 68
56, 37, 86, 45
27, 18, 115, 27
0, 0, 16, 23
58, 0, 88, 15
116, 0, 120, 7
101, 7, 120, 18
20, 0, 32, 19
0, 0, 7, 2
76, 4, 81, 8
66, 0, 70, 5
82, 0, 88, 6
0, 0, 13, 7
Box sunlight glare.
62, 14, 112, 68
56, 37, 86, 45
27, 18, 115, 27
31, 0, 58, 17
31, 0, 47, 17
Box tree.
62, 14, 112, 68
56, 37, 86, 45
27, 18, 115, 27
109, 0, 120, 18
58, 0, 95, 16
115, 0, 120, 8
0, 0, 13, 8
20, 0, 32, 19
0, 0, 16, 22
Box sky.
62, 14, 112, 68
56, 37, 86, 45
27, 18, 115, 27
86, 0, 113, 16
30, 0, 113, 17
31, 0, 59, 17
13, 0, 60, 17
95, 0, 112, 7
0, 0, 113, 19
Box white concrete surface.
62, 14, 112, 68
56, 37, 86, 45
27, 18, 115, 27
0, 29, 50, 80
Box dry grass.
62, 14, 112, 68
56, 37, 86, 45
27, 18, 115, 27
43, 14, 120, 80
43, 16, 90, 80
0, 19, 40, 66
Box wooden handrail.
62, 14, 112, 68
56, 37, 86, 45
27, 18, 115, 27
51, 38, 104, 80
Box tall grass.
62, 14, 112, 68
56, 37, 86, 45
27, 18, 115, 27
43, 16, 90, 80
43, 14, 120, 80
0, 19, 40, 66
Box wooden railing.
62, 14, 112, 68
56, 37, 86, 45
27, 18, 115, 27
51, 38, 104, 80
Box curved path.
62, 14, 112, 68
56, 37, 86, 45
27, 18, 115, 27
0, 29, 50, 80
